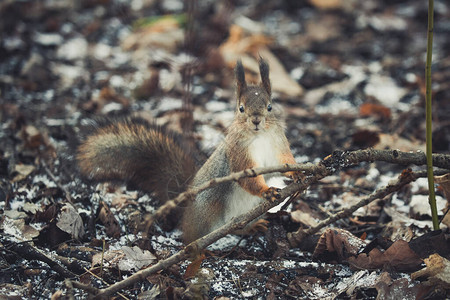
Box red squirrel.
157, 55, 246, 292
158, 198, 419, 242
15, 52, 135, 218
77, 58, 300, 242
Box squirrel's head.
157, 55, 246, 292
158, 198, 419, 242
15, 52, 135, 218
234, 58, 273, 132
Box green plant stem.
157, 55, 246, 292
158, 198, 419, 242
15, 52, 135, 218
425, 0, 439, 230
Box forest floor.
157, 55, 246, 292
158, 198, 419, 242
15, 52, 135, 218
1, 0, 450, 299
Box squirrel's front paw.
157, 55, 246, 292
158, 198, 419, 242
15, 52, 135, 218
262, 187, 281, 202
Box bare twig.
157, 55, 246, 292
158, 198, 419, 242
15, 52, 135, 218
7, 241, 76, 279
75, 149, 450, 298
147, 149, 450, 229
71, 281, 101, 296
288, 169, 449, 247
142, 162, 319, 234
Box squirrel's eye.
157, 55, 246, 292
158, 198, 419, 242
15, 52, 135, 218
239, 105, 245, 113
267, 103, 272, 112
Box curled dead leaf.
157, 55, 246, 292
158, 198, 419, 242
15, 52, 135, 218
184, 253, 206, 280
57, 204, 85, 239
98, 201, 121, 238
348, 240, 422, 272
313, 228, 367, 259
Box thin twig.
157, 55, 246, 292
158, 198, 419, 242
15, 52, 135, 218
288, 169, 449, 247
7, 241, 76, 279
148, 149, 450, 229
76, 149, 450, 298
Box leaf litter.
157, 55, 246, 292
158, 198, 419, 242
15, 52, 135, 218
0, 0, 450, 299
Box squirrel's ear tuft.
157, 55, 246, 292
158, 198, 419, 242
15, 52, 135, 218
259, 57, 271, 96
235, 59, 247, 99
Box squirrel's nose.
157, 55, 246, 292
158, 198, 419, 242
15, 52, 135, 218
252, 118, 261, 126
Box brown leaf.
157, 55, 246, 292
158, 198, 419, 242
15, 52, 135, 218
35, 204, 59, 222
290, 210, 319, 227
375, 272, 421, 300
348, 240, 423, 272
19, 125, 56, 159
121, 15, 184, 53
359, 103, 391, 119
313, 228, 367, 259
183, 253, 206, 280
374, 133, 425, 152
98, 201, 121, 238
219, 25, 303, 97
351, 130, 380, 148
21, 125, 45, 149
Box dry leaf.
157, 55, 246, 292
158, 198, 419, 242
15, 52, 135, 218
290, 210, 319, 227
12, 164, 35, 182
359, 103, 391, 119
118, 246, 157, 271
0, 216, 40, 240
98, 201, 121, 238
92, 246, 156, 272
313, 228, 368, 259
122, 16, 184, 53
23, 202, 42, 214
219, 25, 303, 97
411, 254, 450, 287
348, 240, 422, 272
351, 129, 380, 148
21, 125, 45, 149
375, 272, 421, 300
184, 253, 206, 280
137, 285, 160, 300
56, 204, 85, 239
92, 250, 124, 268
374, 133, 425, 152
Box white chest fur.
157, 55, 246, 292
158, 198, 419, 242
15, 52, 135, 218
248, 132, 281, 169
219, 131, 286, 228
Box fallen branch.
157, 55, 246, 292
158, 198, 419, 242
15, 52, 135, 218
288, 168, 450, 247
74, 149, 450, 298
7, 241, 76, 279
142, 162, 320, 235
90, 178, 313, 299
146, 149, 450, 230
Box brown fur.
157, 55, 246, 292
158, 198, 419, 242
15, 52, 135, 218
182, 58, 301, 242
77, 58, 300, 244
77, 119, 197, 201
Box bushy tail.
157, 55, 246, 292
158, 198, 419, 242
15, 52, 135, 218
77, 118, 197, 201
